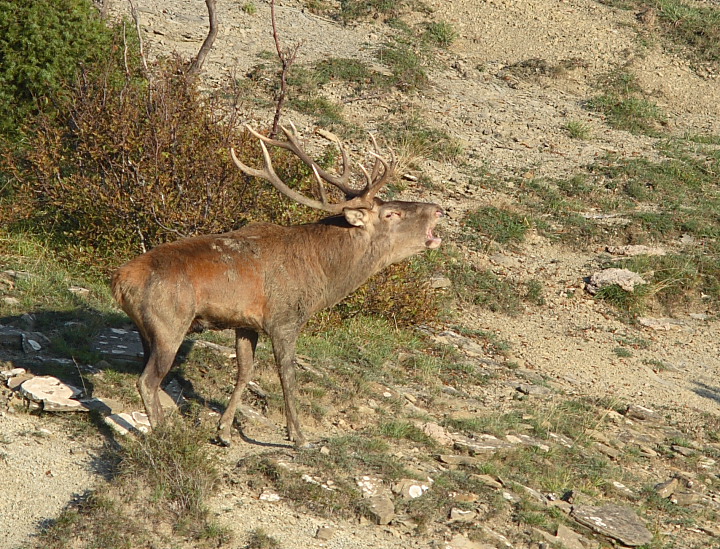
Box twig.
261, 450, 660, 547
127, 0, 148, 72
270, 0, 301, 137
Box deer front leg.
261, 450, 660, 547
217, 328, 258, 446
271, 333, 307, 447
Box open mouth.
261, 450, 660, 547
425, 209, 444, 248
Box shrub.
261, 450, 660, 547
0, 0, 112, 138
5, 50, 318, 266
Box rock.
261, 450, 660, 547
606, 245, 666, 257
438, 454, 482, 467
356, 476, 389, 498
671, 444, 697, 457
258, 490, 281, 502
391, 479, 431, 499
515, 382, 553, 396
671, 491, 702, 506
445, 533, 495, 549
315, 526, 335, 540
571, 504, 652, 546
0, 367, 26, 381
430, 276, 452, 289
585, 268, 646, 295
366, 495, 395, 525
449, 507, 476, 522
92, 327, 145, 365
624, 404, 660, 422
595, 442, 621, 460
534, 525, 586, 549
637, 317, 684, 331
18, 376, 86, 412
79, 397, 126, 415
654, 476, 696, 499
472, 474, 504, 490
7, 373, 33, 389
453, 433, 515, 454
104, 411, 151, 435
422, 422, 454, 446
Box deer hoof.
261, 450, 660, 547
214, 432, 232, 447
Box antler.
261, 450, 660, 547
231, 124, 396, 214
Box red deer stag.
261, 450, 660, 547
111, 124, 444, 447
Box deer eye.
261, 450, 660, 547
384, 210, 402, 219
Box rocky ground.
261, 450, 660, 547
1, 0, 719, 548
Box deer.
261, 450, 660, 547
111, 124, 444, 447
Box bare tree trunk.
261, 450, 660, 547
188, 0, 219, 76
270, 0, 301, 137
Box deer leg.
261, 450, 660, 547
271, 334, 307, 447
216, 328, 258, 446
136, 330, 186, 428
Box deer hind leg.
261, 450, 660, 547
216, 328, 258, 446
136, 327, 187, 428
271, 333, 307, 447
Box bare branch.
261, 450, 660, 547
127, 0, 148, 72
188, 0, 219, 76
270, 0, 301, 137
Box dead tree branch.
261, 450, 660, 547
270, 0, 301, 137
188, 0, 219, 76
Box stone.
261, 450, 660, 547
79, 397, 126, 415
671, 444, 697, 457
445, 533, 494, 549
356, 476, 389, 498
671, 491, 702, 506
438, 454, 482, 467
516, 383, 553, 396
258, 490, 281, 502
391, 479, 431, 499
315, 526, 335, 540
585, 268, 646, 295
606, 245, 666, 257
18, 376, 86, 412
449, 507, 476, 522
453, 433, 515, 454
595, 442, 621, 460
0, 367, 26, 381
637, 317, 684, 331
422, 422, 454, 446
104, 411, 151, 435
429, 276, 452, 289
7, 373, 33, 389
367, 495, 395, 525
571, 504, 652, 546
624, 404, 660, 422
472, 474, 504, 490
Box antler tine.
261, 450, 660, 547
362, 151, 395, 201
231, 142, 342, 214
275, 125, 361, 198
368, 133, 384, 182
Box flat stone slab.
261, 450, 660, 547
571, 504, 652, 546
18, 376, 87, 412
93, 328, 144, 365
105, 412, 151, 435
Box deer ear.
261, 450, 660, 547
343, 208, 370, 227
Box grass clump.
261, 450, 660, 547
462, 206, 530, 247
423, 21, 458, 48
565, 120, 592, 140
35, 417, 228, 549
588, 70, 666, 135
